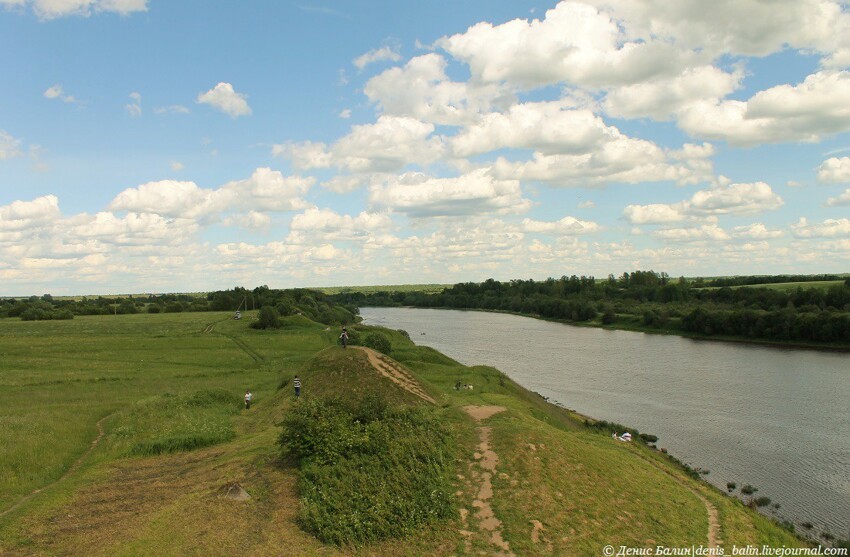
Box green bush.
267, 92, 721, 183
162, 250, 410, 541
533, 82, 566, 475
362, 332, 392, 355
252, 305, 281, 329
279, 398, 368, 466
53, 309, 74, 320
279, 396, 455, 545
20, 307, 50, 321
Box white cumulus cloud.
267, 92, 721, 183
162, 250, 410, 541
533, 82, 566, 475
0, 195, 61, 231
109, 180, 230, 220
69, 211, 197, 246
43, 84, 77, 103
581, 0, 850, 58
653, 224, 731, 242
826, 189, 850, 206
451, 101, 615, 157
291, 207, 392, 240
791, 217, 850, 238
623, 204, 687, 225
277, 116, 444, 173
817, 156, 850, 182
731, 223, 784, 239
494, 135, 707, 187
437, 1, 700, 89
603, 65, 744, 120
369, 168, 531, 217
197, 82, 252, 118
689, 182, 784, 215
625, 183, 784, 225
521, 215, 600, 235
364, 53, 512, 126
219, 167, 312, 212
353, 45, 402, 69
678, 71, 850, 145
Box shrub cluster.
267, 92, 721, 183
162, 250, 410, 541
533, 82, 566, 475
361, 332, 392, 355
279, 394, 455, 545
251, 305, 282, 329
20, 307, 74, 321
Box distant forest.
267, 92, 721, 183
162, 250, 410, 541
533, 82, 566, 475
329, 272, 850, 346
0, 286, 357, 327
3, 273, 849, 346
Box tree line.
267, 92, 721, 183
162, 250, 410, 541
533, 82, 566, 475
0, 286, 359, 327
328, 271, 850, 346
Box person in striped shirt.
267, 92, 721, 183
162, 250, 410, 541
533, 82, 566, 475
293, 376, 301, 398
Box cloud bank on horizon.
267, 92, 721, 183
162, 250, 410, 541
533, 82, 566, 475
0, 0, 849, 295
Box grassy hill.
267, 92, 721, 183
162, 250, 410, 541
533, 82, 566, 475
0, 312, 811, 555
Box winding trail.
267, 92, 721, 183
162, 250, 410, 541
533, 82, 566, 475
353, 347, 436, 404
461, 405, 514, 557
0, 413, 111, 520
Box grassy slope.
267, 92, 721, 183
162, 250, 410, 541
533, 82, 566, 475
0, 314, 805, 555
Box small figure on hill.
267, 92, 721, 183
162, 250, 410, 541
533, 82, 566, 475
293, 375, 301, 398
339, 328, 349, 348
244, 389, 253, 410
454, 379, 462, 391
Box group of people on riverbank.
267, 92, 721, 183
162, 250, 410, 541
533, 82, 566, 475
243, 375, 301, 410
242, 327, 352, 410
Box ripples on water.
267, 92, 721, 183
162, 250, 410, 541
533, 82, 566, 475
361, 307, 850, 536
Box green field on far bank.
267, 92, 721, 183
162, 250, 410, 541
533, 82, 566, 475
0, 308, 824, 556
313, 283, 451, 295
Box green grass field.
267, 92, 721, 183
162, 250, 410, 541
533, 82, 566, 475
312, 284, 450, 295
695, 280, 845, 291
0, 312, 810, 555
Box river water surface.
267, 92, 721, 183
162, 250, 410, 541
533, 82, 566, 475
360, 307, 850, 536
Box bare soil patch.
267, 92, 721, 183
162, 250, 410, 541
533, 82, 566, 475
353, 346, 436, 404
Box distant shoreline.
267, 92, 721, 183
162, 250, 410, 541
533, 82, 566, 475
364, 305, 850, 354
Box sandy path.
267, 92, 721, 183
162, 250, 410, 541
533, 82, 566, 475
0, 413, 111, 520
461, 405, 514, 556
353, 346, 436, 404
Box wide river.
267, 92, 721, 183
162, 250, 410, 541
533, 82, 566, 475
360, 307, 850, 535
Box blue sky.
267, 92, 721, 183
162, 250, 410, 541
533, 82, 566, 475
1, 0, 849, 295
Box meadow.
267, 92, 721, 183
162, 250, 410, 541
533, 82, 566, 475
0, 310, 813, 555
313, 284, 451, 295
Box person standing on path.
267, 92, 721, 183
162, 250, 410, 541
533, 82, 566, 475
244, 389, 253, 410
339, 328, 349, 348
293, 376, 301, 398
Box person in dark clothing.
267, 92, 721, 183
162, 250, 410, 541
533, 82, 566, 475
293, 375, 301, 398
